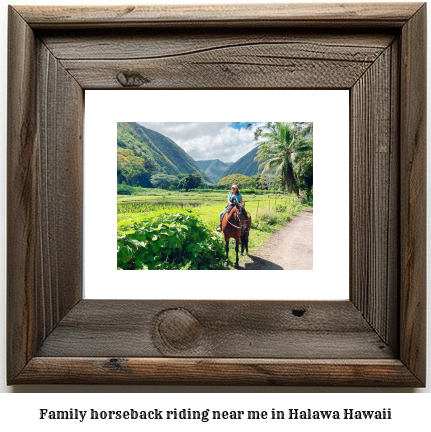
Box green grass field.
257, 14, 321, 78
117, 189, 310, 268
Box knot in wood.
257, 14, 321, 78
154, 308, 203, 351
108, 358, 123, 369
116, 71, 150, 87
292, 308, 306, 317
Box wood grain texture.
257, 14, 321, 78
60, 56, 373, 90
7, 3, 426, 386
35, 41, 84, 337
7, 6, 84, 384
56, 37, 393, 89
41, 31, 395, 60
387, 38, 401, 352
350, 45, 398, 348
399, 3, 427, 385
7, 6, 38, 381
36, 300, 393, 359
15, 358, 423, 386
15, 3, 423, 29
40, 30, 395, 89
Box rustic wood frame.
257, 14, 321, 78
7, 3, 426, 386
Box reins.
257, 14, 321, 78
226, 218, 242, 230
225, 207, 249, 231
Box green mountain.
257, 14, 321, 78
222, 146, 263, 177
117, 122, 211, 186
195, 159, 233, 183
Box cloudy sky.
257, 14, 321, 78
138, 122, 263, 163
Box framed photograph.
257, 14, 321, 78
85, 90, 349, 301
7, 3, 426, 386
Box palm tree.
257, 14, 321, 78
293, 123, 313, 195
255, 122, 312, 195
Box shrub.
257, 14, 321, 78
302, 186, 313, 204
117, 148, 152, 188
117, 183, 134, 195
218, 174, 255, 189
178, 174, 203, 191
117, 210, 226, 270
150, 173, 179, 189
257, 209, 278, 225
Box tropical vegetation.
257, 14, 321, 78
117, 122, 313, 195
116, 122, 313, 269
250, 122, 313, 195
117, 122, 210, 186
118, 209, 226, 270
117, 189, 310, 269
218, 174, 255, 189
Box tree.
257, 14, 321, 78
260, 174, 278, 190
117, 148, 152, 188
150, 173, 179, 189
233, 122, 275, 140
218, 174, 255, 189
293, 123, 313, 194
254, 122, 312, 195
251, 173, 277, 190
178, 174, 202, 191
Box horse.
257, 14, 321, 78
221, 202, 252, 268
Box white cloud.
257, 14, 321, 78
138, 122, 261, 162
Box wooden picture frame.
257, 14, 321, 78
7, 3, 426, 386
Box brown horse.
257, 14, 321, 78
221, 202, 252, 268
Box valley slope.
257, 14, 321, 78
195, 159, 233, 183
117, 122, 211, 184
222, 146, 262, 178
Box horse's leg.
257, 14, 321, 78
245, 215, 251, 255
240, 236, 245, 255
224, 239, 229, 266
234, 239, 239, 268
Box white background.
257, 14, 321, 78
0, 0, 430, 423
85, 90, 349, 300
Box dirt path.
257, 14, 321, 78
241, 208, 313, 270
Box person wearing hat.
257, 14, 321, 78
216, 184, 243, 231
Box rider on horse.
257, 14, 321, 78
217, 184, 243, 231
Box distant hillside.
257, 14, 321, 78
117, 122, 211, 185
195, 160, 214, 172
196, 159, 233, 183
222, 146, 263, 177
